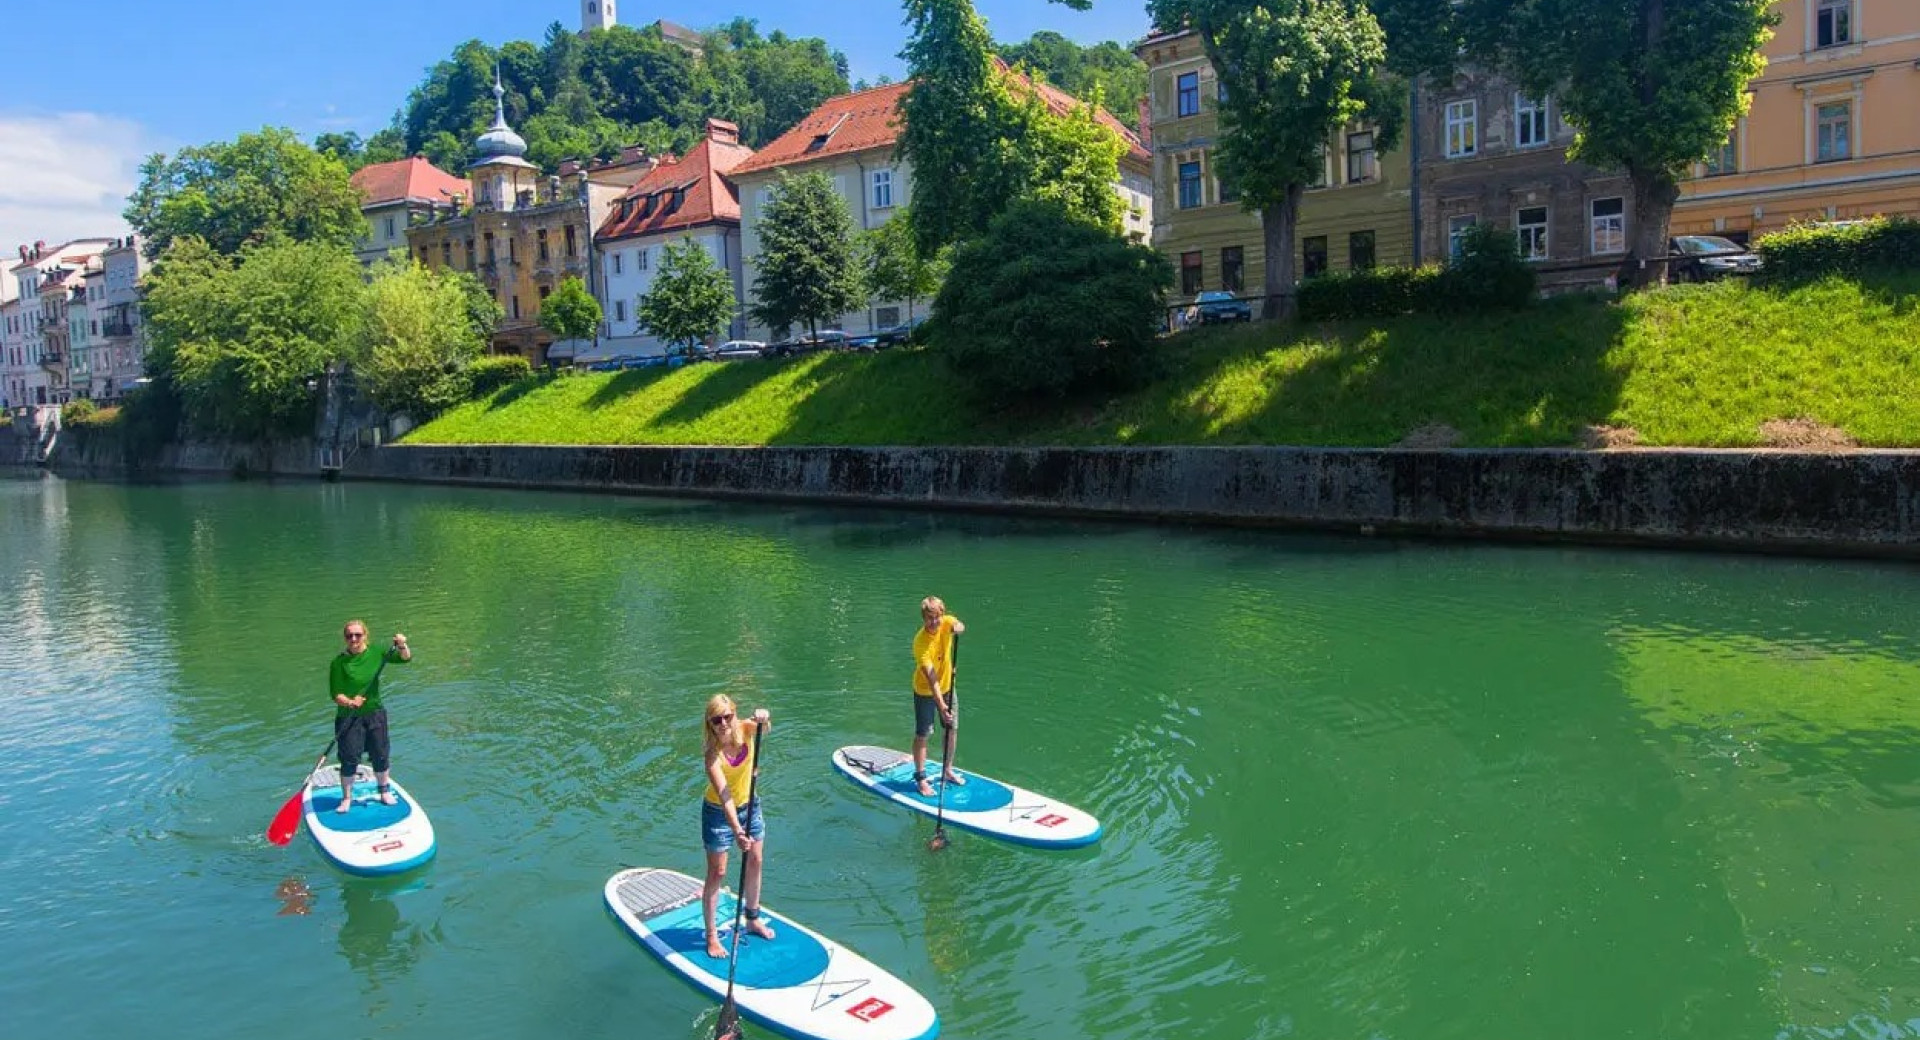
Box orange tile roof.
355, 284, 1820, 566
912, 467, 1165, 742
595, 130, 757, 242
729, 70, 1148, 178
351, 157, 469, 208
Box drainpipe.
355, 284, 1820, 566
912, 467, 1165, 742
856, 156, 872, 332
1409, 78, 1424, 267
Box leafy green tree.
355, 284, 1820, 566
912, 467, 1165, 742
539, 276, 603, 348
751, 172, 866, 341
354, 260, 489, 419
313, 131, 363, 164
930, 198, 1172, 400
1008, 79, 1127, 232
454, 271, 504, 344
1145, 0, 1397, 320
142, 237, 365, 439
859, 211, 948, 323
998, 31, 1149, 130
125, 127, 365, 258
639, 239, 738, 352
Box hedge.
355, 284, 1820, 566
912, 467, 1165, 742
1756, 216, 1920, 284
1299, 223, 1536, 321
463, 355, 533, 398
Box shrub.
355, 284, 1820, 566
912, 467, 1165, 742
1299, 224, 1536, 321
464, 355, 533, 397
930, 199, 1173, 400
61, 398, 99, 424
1757, 216, 1920, 284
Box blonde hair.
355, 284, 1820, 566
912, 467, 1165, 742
702, 694, 741, 758
342, 619, 368, 638
920, 596, 946, 619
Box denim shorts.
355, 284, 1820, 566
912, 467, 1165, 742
702, 800, 765, 853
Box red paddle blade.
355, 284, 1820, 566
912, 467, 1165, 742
265, 791, 304, 846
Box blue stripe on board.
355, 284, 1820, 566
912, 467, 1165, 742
308, 783, 414, 832
871, 760, 1015, 813
647, 895, 830, 990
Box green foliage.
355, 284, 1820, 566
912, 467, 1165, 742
142, 237, 365, 439
639, 239, 738, 350
452, 271, 504, 343
125, 127, 365, 257
61, 398, 98, 424
997, 31, 1149, 130
463, 356, 534, 398
751, 172, 866, 338
1757, 218, 1920, 284
1009, 80, 1128, 232
929, 199, 1172, 400
539, 276, 603, 345
354, 260, 490, 419
115, 377, 184, 453
1299, 225, 1535, 321
859, 212, 948, 322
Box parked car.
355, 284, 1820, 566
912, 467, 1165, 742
709, 340, 766, 361
1194, 290, 1254, 324
767, 330, 848, 358
1668, 235, 1763, 281
875, 316, 930, 348
845, 332, 882, 351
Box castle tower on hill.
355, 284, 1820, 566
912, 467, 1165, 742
582, 0, 616, 32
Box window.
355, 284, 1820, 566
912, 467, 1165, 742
465, 239, 476, 268
871, 168, 894, 209
1180, 251, 1203, 295
1704, 130, 1738, 176
1218, 173, 1238, 204
1350, 230, 1376, 271
484, 233, 496, 263
565, 226, 577, 257
612, 251, 623, 275
384, 216, 396, 239
1816, 101, 1852, 162
538, 285, 551, 300
538, 230, 550, 262
1515, 96, 1548, 148
441, 242, 452, 267
1178, 161, 1204, 209
1445, 100, 1478, 158
419, 247, 431, 264
1221, 246, 1244, 293
1297, 237, 1328, 280
1816, 0, 1852, 48
1446, 215, 1479, 259
1346, 131, 1377, 183
876, 306, 901, 327
1516, 206, 1549, 261
1307, 144, 1329, 189
1177, 72, 1200, 117
637, 248, 650, 271
614, 299, 626, 323
1590, 197, 1626, 255
511, 295, 521, 319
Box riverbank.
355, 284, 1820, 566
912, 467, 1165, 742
409, 275, 1920, 450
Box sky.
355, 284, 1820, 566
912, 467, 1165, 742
0, 0, 1152, 257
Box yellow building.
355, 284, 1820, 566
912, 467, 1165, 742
1135, 29, 1414, 306
1676, 0, 1920, 238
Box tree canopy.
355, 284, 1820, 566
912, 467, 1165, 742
540, 276, 604, 345
125, 127, 365, 258
750, 172, 865, 339
639, 239, 738, 350
997, 31, 1148, 131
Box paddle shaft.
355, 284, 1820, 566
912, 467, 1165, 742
266, 652, 393, 845
716, 719, 767, 1040
931, 634, 959, 848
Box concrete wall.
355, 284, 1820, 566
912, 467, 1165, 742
340, 444, 1920, 559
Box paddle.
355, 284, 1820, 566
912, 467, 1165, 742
715, 718, 767, 1040
929, 633, 959, 853
265, 652, 391, 847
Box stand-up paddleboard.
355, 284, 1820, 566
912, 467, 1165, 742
831, 746, 1102, 849
604, 868, 939, 1040
301, 764, 436, 876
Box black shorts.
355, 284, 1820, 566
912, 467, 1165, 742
335, 709, 391, 776
913, 694, 955, 738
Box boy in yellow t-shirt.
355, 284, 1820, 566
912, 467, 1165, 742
911, 596, 966, 797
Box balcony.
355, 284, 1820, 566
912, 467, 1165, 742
38, 351, 63, 367
102, 322, 134, 338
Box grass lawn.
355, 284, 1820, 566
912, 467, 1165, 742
408, 275, 1920, 449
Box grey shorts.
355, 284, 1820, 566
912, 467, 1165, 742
914, 694, 954, 738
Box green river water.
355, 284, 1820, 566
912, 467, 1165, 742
5, 473, 1920, 1040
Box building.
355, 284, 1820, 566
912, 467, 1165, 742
98, 237, 148, 399
66, 266, 100, 400
1416, 69, 1633, 290
6, 240, 112, 405
593, 118, 755, 357
1137, 28, 1413, 306
582, 0, 616, 32
728, 77, 1154, 340
349, 157, 470, 265
406, 71, 655, 364
1675, 0, 1920, 239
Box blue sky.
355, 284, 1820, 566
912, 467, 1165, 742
0, 0, 1152, 253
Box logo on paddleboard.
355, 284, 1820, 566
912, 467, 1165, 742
1034, 814, 1068, 828
371, 840, 405, 853
846, 997, 895, 1022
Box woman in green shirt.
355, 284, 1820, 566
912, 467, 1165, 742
328, 619, 411, 813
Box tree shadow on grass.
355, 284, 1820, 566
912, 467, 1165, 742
484, 377, 544, 412
766, 348, 990, 446
650, 357, 793, 428
583, 367, 679, 410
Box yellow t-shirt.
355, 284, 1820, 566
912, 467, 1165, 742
703, 730, 759, 807
911, 615, 957, 697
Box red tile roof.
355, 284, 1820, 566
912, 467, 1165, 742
729, 69, 1149, 178
595, 123, 757, 242
351, 157, 469, 208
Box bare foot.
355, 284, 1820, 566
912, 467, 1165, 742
943, 772, 966, 786
746, 916, 776, 941
916, 778, 935, 797
706, 936, 726, 959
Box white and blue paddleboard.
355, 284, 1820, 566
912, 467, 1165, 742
300, 764, 437, 877
604, 868, 939, 1040
831, 746, 1102, 849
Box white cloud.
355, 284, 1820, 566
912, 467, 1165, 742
0, 111, 162, 260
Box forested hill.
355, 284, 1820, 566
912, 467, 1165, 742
317, 20, 1148, 174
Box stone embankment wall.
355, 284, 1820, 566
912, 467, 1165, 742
335, 444, 1920, 558
51, 431, 315, 477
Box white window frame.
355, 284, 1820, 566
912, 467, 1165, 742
1815, 99, 1852, 162
1447, 214, 1478, 259
1516, 206, 1550, 261
1814, 0, 1854, 49
871, 168, 894, 210
1590, 197, 1626, 256
1445, 100, 1478, 158
1514, 96, 1548, 149
637, 247, 650, 271
1176, 71, 1201, 117
614, 299, 626, 323
612, 251, 623, 275
1345, 130, 1377, 183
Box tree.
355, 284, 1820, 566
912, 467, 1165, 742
859, 211, 948, 323
539, 276, 603, 349
751, 172, 866, 341
998, 31, 1149, 131
1145, 0, 1397, 321
125, 127, 366, 258
1438, 0, 1773, 286
354, 260, 490, 419
639, 239, 738, 352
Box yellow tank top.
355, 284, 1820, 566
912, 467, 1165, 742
704, 732, 758, 807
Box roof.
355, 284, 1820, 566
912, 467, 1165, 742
729, 70, 1149, 178
351, 157, 470, 208
596, 128, 757, 242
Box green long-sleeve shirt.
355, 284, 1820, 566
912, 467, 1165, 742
329, 647, 408, 718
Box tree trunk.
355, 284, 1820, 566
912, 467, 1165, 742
1260, 185, 1305, 322
1624, 165, 1681, 289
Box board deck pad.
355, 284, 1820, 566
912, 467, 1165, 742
605, 867, 939, 1040
832, 746, 1102, 849
301, 765, 436, 877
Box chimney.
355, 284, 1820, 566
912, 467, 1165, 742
16, 246, 25, 262
706, 118, 740, 145
1137, 96, 1152, 149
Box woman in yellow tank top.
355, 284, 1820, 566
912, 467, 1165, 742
701, 693, 773, 959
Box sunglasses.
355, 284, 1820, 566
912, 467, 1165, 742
346, 632, 368, 640
709, 712, 736, 727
